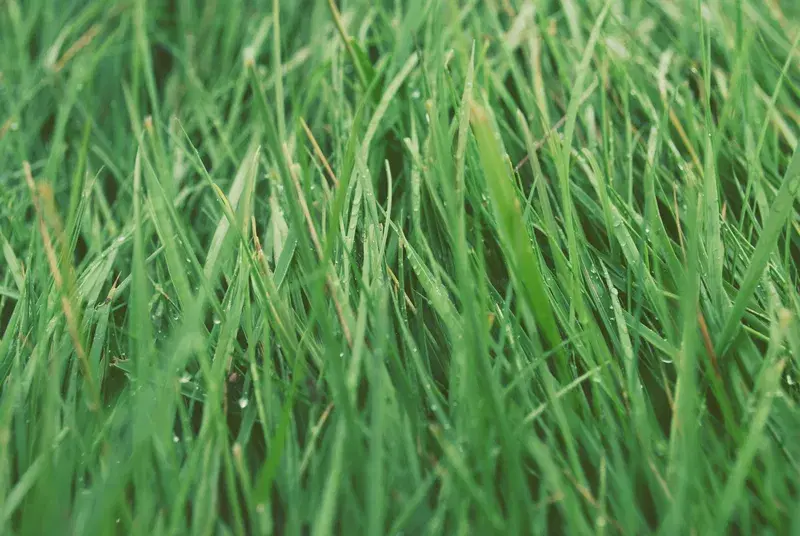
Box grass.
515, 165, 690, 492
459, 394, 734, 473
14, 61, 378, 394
1, 0, 799, 533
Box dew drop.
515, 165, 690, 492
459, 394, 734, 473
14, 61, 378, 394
238, 398, 249, 409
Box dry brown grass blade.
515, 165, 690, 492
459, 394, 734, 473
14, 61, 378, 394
282, 144, 354, 349
300, 118, 339, 188
24, 161, 100, 410
53, 24, 101, 73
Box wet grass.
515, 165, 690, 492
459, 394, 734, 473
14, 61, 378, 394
1, 0, 799, 533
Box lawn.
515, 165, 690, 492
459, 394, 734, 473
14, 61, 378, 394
1, 0, 799, 534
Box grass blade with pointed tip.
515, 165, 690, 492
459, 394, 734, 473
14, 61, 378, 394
470, 101, 562, 357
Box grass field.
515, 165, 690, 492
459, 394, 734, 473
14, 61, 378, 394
1, 0, 799, 533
